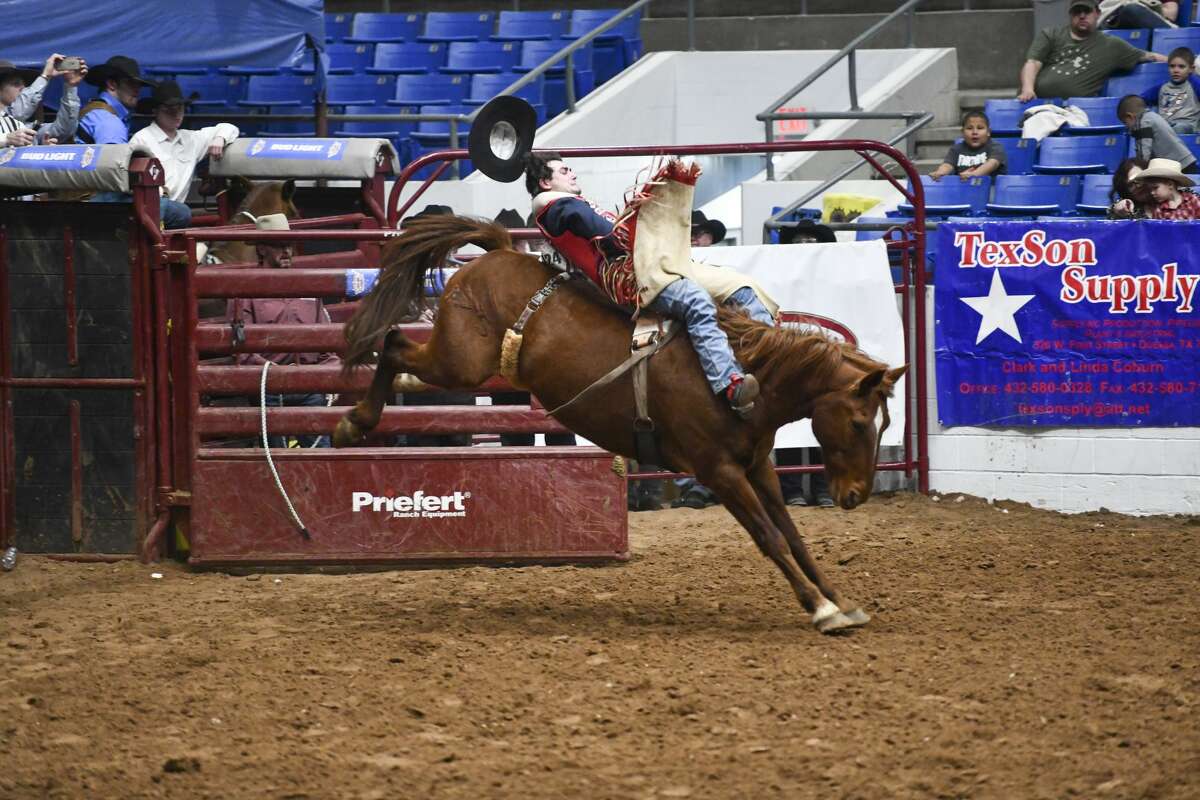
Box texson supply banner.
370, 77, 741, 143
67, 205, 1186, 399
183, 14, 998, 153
935, 220, 1200, 427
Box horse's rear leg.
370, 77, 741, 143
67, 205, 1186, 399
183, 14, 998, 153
333, 330, 406, 447
748, 459, 870, 629
706, 465, 859, 634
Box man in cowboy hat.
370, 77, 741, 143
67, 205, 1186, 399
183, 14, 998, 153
130, 80, 239, 229
690, 210, 727, 246
0, 55, 88, 146
76, 55, 155, 145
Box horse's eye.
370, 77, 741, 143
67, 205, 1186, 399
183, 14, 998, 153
851, 419, 868, 433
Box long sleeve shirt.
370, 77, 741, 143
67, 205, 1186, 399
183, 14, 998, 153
225, 296, 337, 366
6, 75, 50, 121
0, 82, 80, 144
1134, 109, 1197, 169
77, 91, 130, 145
130, 121, 240, 202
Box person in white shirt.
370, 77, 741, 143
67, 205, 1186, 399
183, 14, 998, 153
0, 55, 88, 146
130, 80, 239, 229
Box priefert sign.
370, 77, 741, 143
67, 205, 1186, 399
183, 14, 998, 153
351, 490, 471, 519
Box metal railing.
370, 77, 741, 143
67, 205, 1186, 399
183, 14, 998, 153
756, 0, 926, 181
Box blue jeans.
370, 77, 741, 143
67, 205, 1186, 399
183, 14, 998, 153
89, 192, 192, 229
725, 285, 775, 325
648, 278, 745, 395
264, 393, 330, 449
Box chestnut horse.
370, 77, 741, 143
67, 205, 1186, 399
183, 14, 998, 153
335, 215, 906, 634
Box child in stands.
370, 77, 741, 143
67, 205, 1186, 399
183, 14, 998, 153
1133, 158, 1200, 219
1108, 157, 1153, 218
1118, 94, 1198, 172
1141, 47, 1200, 133
929, 111, 1007, 181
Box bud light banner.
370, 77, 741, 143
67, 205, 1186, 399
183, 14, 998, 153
935, 221, 1200, 426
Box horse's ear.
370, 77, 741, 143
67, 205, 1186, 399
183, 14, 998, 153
854, 368, 886, 398
885, 365, 909, 385
281, 179, 296, 202
226, 176, 252, 208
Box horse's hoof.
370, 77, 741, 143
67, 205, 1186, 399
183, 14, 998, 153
841, 608, 871, 628
815, 611, 859, 634
332, 417, 365, 448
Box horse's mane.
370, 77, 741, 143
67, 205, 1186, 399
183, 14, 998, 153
717, 307, 890, 390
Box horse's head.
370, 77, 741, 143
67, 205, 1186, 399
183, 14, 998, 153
226, 176, 299, 222
810, 364, 907, 510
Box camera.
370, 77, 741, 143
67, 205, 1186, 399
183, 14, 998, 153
57, 57, 82, 72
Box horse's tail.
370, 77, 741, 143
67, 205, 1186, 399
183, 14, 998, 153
342, 215, 514, 373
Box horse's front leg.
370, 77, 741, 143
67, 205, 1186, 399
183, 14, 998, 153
747, 458, 870, 629
704, 462, 859, 634
333, 330, 405, 447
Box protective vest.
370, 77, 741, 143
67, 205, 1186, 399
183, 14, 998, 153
533, 195, 617, 286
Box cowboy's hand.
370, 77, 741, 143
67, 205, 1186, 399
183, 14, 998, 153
1017, 88, 1036, 103
208, 137, 226, 160
5, 128, 35, 147
63, 63, 87, 87
42, 53, 67, 78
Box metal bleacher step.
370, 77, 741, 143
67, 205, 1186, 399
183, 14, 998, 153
957, 88, 1020, 113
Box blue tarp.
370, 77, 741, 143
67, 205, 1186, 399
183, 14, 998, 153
0, 0, 324, 70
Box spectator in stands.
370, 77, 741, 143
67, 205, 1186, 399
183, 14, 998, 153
1099, 0, 1178, 29
929, 111, 1006, 181
226, 214, 334, 448
1117, 94, 1198, 172
1132, 157, 1200, 218
690, 210, 727, 246
0, 56, 87, 146
130, 81, 238, 230
1142, 47, 1200, 133
1109, 157, 1154, 217
76, 55, 153, 145
1018, 0, 1166, 103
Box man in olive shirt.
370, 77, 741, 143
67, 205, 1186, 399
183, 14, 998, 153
1018, 0, 1166, 102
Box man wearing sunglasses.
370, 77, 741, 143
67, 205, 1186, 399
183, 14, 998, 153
1019, 0, 1166, 102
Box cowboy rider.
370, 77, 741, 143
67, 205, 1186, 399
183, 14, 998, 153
523, 152, 776, 419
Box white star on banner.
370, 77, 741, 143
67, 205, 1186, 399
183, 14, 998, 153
960, 269, 1036, 345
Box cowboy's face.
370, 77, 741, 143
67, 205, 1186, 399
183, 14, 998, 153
691, 228, 714, 247
257, 243, 294, 269
540, 160, 580, 195
107, 77, 142, 110
0, 77, 23, 107
154, 102, 185, 134
1144, 178, 1180, 204
1069, 6, 1099, 36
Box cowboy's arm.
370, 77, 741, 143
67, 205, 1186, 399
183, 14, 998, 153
80, 108, 126, 145
35, 84, 79, 144
195, 122, 240, 160
543, 197, 624, 259
8, 76, 48, 121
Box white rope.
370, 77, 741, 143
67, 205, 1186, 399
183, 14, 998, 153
260, 361, 310, 539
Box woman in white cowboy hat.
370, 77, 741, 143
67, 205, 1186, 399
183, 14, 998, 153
1132, 157, 1200, 220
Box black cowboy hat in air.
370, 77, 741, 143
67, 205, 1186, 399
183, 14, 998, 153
135, 80, 198, 114
0, 60, 40, 86
85, 55, 155, 88
690, 210, 727, 244
468, 95, 538, 183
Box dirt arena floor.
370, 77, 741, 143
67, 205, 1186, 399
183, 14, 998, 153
1, 491, 1198, 800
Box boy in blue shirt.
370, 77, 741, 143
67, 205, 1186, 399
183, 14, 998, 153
1142, 47, 1200, 134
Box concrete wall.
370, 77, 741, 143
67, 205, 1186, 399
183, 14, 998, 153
919, 289, 1200, 516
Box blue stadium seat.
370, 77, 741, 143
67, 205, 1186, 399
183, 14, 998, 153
326, 74, 395, 107
1077, 173, 1115, 215
464, 73, 545, 121
420, 12, 496, 43
494, 10, 570, 41
325, 13, 353, 42
390, 74, 470, 105
410, 103, 474, 146
369, 42, 447, 75
441, 41, 521, 74
516, 41, 596, 117
347, 13, 423, 44
176, 75, 245, 108
1103, 28, 1151, 47
260, 105, 316, 137
333, 103, 417, 162
984, 98, 1052, 137
996, 137, 1037, 175
322, 43, 375, 75
1150, 27, 1200, 56
1034, 133, 1128, 174
898, 175, 991, 217
219, 66, 286, 77
1063, 96, 1124, 134
1181, 132, 1200, 163
568, 9, 642, 83
238, 75, 316, 107
144, 64, 212, 77
1105, 62, 1169, 97
987, 175, 1082, 216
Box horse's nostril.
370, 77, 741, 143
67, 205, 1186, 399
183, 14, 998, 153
845, 491, 860, 508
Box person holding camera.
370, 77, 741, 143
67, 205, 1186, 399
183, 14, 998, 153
0, 54, 88, 146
